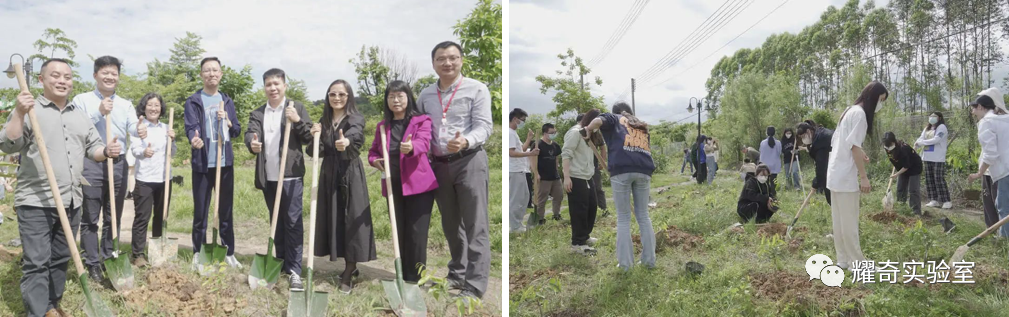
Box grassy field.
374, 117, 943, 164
0, 126, 503, 316
509, 169, 1009, 316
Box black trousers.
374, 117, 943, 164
768, 174, 778, 191
593, 166, 607, 210
525, 172, 534, 207
695, 163, 708, 184
192, 166, 236, 256
983, 175, 1000, 228
132, 181, 173, 259
18, 204, 79, 316
390, 175, 436, 282
738, 202, 774, 224
81, 158, 127, 267
567, 178, 597, 246
262, 179, 305, 275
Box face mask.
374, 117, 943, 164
549, 133, 558, 140
802, 135, 812, 145
929, 117, 938, 125
784, 133, 792, 139
885, 145, 895, 151
517, 120, 525, 130
756, 176, 768, 184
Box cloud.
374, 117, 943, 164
0, 0, 479, 100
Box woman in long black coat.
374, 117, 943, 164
307, 79, 376, 295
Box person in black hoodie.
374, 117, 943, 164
795, 120, 833, 205
882, 132, 923, 215
737, 164, 777, 223
690, 135, 707, 184
781, 128, 801, 191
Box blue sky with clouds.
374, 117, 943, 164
0, 0, 483, 99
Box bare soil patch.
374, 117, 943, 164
749, 271, 870, 310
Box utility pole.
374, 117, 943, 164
631, 78, 636, 114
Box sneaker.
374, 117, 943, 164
444, 277, 466, 290
0, 211, 3, 226
191, 256, 200, 271
925, 201, 939, 208
87, 265, 104, 283
132, 256, 149, 268
942, 202, 953, 209
289, 273, 304, 291
454, 289, 481, 306
511, 227, 526, 234
552, 214, 562, 221
571, 245, 596, 255
225, 255, 243, 269
586, 237, 598, 247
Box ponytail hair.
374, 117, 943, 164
766, 126, 776, 148
612, 102, 648, 132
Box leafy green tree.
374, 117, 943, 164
535, 49, 606, 118
454, 0, 502, 123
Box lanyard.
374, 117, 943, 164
437, 77, 464, 120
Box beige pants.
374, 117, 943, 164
831, 191, 866, 267
535, 179, 564, 218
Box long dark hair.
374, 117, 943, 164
136, 92, 166, 121
852, 80, 888, 134
765, 126, 776, 148
781, 128, 795, 144
321, 79, 358, 135
926, 111, 945, 131
382, 80, 419, 127
881, 131, 898, 150
612, 102, 648, 132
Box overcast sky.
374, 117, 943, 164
0, 0, 481, 100
509, 0, 892, 124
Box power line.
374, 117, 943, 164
587, 0, 651, 67
652, 0, 791, 88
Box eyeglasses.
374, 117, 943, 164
388, 94, 407, 101
328, 92, 349, 98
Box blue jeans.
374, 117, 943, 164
996, 177, 1009, 238
612, 172, 655, 269
782, 162, 801, 190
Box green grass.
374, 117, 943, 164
0, 125, 503, 316
509, 170, 1009, 316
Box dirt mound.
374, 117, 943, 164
975, 265, 1009, 287
0, 245, 20, 262
869, 211, 918, 226
633, 226, 703, 252
749, 271, 870, 311
125, 267, 248, 316
509, 269, 559, 293
787, 237, 804, 253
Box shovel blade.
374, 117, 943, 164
148, 237, 179, 267
248, 253, 283, 289
197, 244, 227, 275
287, 290, 329, 317
382, 279, 426, 317
78, 274, 115, 317
104, 254, 135, 291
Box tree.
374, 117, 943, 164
349, 45, 424, 113
454, 0, 502, 123
534, 49, 606, 118
148, 32, 206, 86
413, 74, 438, 98
27, 28, 79, 85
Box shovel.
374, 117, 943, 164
149, 107, 178, 267
883, 167, 896, 212
785, 189, 816, 238
103, 116, 134, 291
792, 139, 806, 196
197, 102, 229, 273
288, 129, 329, 316
378, 129, 427, 317
12, 63, 114, 316
951, 209, 1009, 262
250, 102, 293, 289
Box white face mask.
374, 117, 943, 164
756, 175, 768, 184
802, 135, 812, 145
885, 145, 895, 151
929, 117, 938, 125
549, 133, 558, 140
784, 133, 792, 139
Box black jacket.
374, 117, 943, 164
244, 100, 314, 190
737, 176, 776, 208
887, 143, 923, 176
782, 137, 798, 164
807, 127, 833, 190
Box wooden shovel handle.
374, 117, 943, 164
14, 63, 86, 274
268, 101, 294, 256
162, 107, 174, 225
885, 166, 895, 193
106, 115, 118, 240
380, 129, 402, 258
211, 101, 224, 234
307, 130, 321, 270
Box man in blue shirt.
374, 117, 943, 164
184, 57, 243, 269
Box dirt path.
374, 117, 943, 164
115, 198, 503, 313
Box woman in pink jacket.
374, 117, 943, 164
368, 80, 438, 283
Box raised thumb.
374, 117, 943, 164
253, 133, 258, 142
195, 130, 200, 139
112, 136, 118, 144
147, 142, 152, 149
405, 134, 412, 142
338, 129, 345, 139
454, 131, 462, 139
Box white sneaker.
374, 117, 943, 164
941, 202, 953, 209
225, 255, 243, 269
925, 201, 939, 207
571, 245, 596, 255
0, 211, 4, 225
191, 256, 201, 271
511, 227, 526, 234
586, 237, 598, 247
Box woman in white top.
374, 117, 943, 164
129, 93, 178, 266
826, 80, 888, 269
914, 111, 952, 209
758, 126, 782, 190
968, 88, 1009, 238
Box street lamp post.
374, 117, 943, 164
687, 97, 703, 138
4, 54, 31, 83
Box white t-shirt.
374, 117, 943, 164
509, 128, 529, 173
827, 106, 868, 193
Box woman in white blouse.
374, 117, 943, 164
968, 88, 1009, 238
129, 93, 177, 267
826, 80, 888, 270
